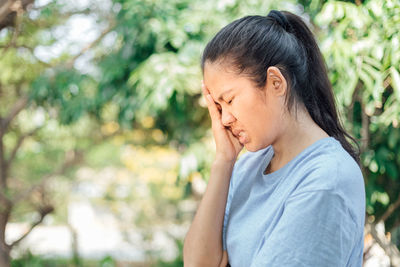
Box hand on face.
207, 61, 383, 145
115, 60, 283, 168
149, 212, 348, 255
202, 81, 243, 163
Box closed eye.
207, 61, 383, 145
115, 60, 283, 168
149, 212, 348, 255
227, 98, 234, 104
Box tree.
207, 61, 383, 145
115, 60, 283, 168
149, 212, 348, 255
0, 1, 113, 265
315, 0, 400, 264
1, 0, 399, 265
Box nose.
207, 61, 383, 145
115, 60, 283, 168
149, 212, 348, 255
221, 108, 236, 126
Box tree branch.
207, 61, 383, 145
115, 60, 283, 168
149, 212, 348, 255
379, 193, 400, 223
0, 125, 7, 189
0, 0, 33, 31
66, 24, 114, 68
1, 22, 114, 69
0, 95, 28, 134
6, 126, 42, 166
0, 187, 12, 213
8, 204, 54, 248
0, 0, 24, 56
360, 101, 370, 154
0, 0, 13, 24
391, 217, 400, 232
13, 149, 83, 205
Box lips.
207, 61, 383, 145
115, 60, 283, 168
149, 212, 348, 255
230, 128, 248, 144
231, 129, 243, 138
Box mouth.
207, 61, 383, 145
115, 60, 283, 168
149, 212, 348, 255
231, 129, 244, 139
229, 127, 248, 144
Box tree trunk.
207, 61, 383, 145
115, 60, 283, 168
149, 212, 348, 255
0, 249, 10, 267
0, 212, 11, 267
0, 0, 35, 31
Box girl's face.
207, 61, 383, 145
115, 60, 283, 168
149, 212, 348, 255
203, 62, 288, 152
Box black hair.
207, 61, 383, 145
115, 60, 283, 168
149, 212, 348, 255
201, 10, 360, 164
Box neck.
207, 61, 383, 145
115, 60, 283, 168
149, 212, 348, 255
267, 108, 329, 174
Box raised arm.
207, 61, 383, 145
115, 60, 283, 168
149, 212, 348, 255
183, 82, 242, 267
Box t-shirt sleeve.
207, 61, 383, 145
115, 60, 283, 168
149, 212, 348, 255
250, 190, 358, 267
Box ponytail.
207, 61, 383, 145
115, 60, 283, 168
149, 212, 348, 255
282, 11, 360, 164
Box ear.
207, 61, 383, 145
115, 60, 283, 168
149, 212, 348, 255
265, 66, 287, 97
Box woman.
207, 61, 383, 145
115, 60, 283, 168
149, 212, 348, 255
183, 10, 365, 267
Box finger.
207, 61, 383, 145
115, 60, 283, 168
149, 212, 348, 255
202, 82, 223, 126
202, 83, 218, 114
205, 94, 221, 121
233, 135, 244, 153
226, 127, 239, 145
227, 129, 243, 153
201, 81, 210, 97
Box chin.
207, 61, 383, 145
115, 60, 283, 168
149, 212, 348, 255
244, 142, 269, 152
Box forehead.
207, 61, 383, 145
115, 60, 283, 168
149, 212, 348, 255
203, 62, 249, 97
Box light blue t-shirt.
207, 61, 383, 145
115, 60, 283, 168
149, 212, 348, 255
223, 137, 365, 267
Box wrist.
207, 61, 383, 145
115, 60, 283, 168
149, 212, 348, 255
213, 157, 235, 169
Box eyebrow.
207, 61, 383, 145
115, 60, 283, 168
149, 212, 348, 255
217, 89, 234, 102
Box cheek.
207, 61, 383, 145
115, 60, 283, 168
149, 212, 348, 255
248, 100, 281, 135
234, 91, 280, 130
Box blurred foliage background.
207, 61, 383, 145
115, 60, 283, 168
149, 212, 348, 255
0, 0, 399, 266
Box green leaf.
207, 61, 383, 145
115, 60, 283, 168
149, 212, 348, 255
359, 68, 374, 93
388, 129, 398, 149
386, 162, 398, 180
390, 66, 400, 101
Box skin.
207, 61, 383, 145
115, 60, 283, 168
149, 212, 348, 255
183, 61, 329, 267
203, 61, 329, 172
